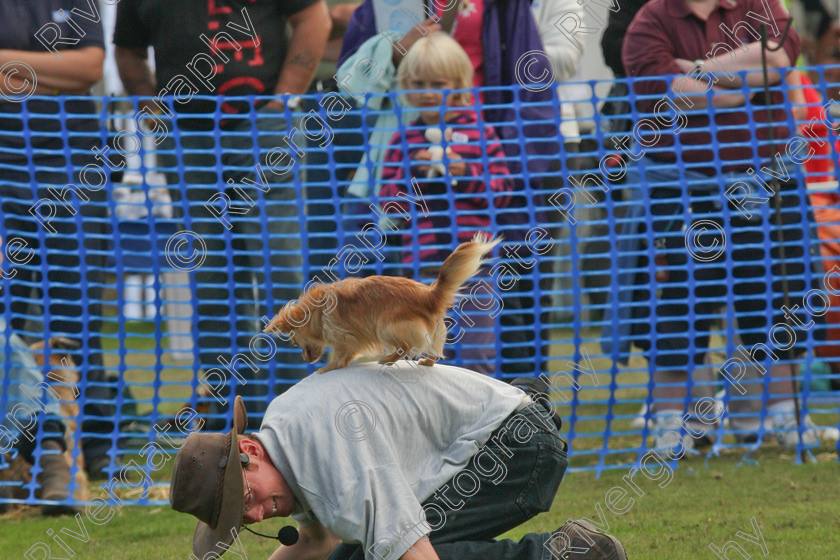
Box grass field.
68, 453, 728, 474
2, 447, 838, 559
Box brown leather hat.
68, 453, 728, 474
170, 396, 248, 557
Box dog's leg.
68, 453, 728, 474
418, 357, 436, 367
315, 351, 355, 374
379, 349, 407, 366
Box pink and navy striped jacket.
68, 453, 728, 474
379, 111, 513, 264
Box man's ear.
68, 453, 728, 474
238, 436, 264, 461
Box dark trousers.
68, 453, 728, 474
634, 178, 826, 368
160, 109, 308, 430
327, 403, 568, 560
301, 95, 368, 275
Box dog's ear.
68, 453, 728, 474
285, 303, 311, 329
263, 313, 290, 335
264, 302, 312, 339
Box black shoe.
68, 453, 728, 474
550, 520, 628, 560
86, 455, 114, 482
734, 433, 759, 444
693, 433, 715, 449
37, 441, 81, 516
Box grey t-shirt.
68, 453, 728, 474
256, 361, 525, 560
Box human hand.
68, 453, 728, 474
393, 18, 442, 64
412, 148, 433, 175
675, 59, 695, 74
446, 151, 466, 176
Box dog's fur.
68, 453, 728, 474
264, 234, 501, 373
0, 338, 89, 509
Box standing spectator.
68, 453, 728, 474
337, 0, 560, 378
305, 1, 362, 274
114, 0, 331, 430
379, 32, 513, 374
0, 0, 119, 480
620, 0, 823, 452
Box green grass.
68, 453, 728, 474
2, 449, 838, 559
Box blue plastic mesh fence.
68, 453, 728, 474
1, 67, 840, 508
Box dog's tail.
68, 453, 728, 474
430, 233, 501, 312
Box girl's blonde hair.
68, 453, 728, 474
397, 32, 474, 107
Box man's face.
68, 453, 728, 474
241, 453, 296, 524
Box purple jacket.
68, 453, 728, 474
338, 0, 560, 177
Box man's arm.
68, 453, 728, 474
669, 77, 753, 110
0, 69, 56, 97
399, 536, 441, 560
674, 40, 792, 91
267, 521, 341, 560
0, 47, 103, 92
328, 3, 359, 41
114, 46, 159, 114
115, 46, 157, 97
270, 0, 332, 99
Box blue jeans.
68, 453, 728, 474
0, 319, 64, 457
327, 403, 568, 560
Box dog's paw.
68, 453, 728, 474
418, 358, 435, 367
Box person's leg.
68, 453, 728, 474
646, 186, 692, 415
65, 182, 115, 473
1, 166, 116, 476
499, 271, 537, 377
644, 179, 720, 455
730, 178, 823, 446
1, 329, 77, 514
448, 297, 496, 375
301, 96, 338, 275
422, 404, 567, 544
156, 128, 233, 429
218, 108, 308, 428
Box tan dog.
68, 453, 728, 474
264, 233, 501, 373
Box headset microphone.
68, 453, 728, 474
242, 525, 299, 546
